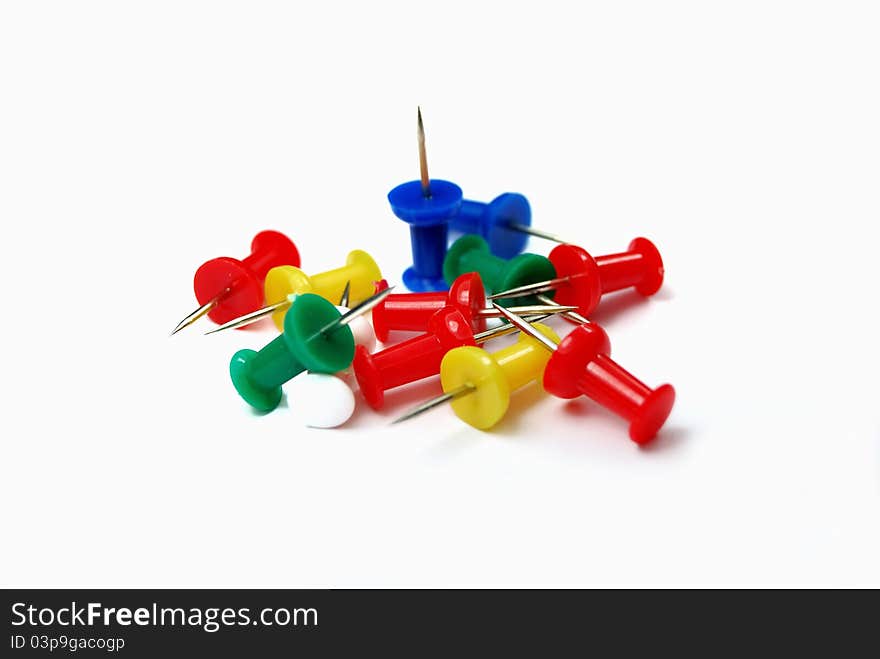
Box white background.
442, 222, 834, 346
2, 1, 878, 587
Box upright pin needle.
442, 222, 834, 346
307, 286, 395, 342
339, 281, 351, 307
171, 292, 226, 336
418, 106, 431, 198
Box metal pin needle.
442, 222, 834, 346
204, 299, 291, 335
485, 275, 574, 301
306, 286, 395, 342
490, 303, 559, 353
506, 222, 570, 244
418, 106, 431, 198
534, 294, 590, 325
170, 292, 226, 336
339, 281, 351, 307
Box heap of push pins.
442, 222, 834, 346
172, 108, 675, 444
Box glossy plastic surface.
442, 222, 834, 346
352, 307, 475, 410
194, 230, 300, 325
263, 250, 382, 331
548, 238, 665, 319
229, 294, 355, 412
388, 179, 463, 292
594, 237, 665, 296
452, 193, 531, 258
443, 234, 556, 306
370, 272, 487, 342
440, 324, 559, 429
287, 373, 356, 428
542, 323, 675, 444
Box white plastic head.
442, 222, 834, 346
288, 373, 356, 428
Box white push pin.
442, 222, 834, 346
287, 373, 356, 428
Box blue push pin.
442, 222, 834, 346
388, 108, 462, 292
450, 193, 532, 259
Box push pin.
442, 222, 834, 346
493, 304, 675, 444
393, 323, 560, 429
450, 193, 570, 258
387, 108, 463, 292
443, 234, 556, 306
371, 271, 576, 342
205, 250, 381, 334
487, 238, 665, 317
171, 230, 300, 335
230, 287, 393, 412
353, 306, 563, 410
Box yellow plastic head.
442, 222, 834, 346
440, 323, 561, 430
441, 346, 510, 430
264, 266, 314, 331
342, 250, 382, 304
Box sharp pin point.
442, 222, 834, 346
507, 222, 569, 244
392, 383, 476, 425
170, 296, 221, 336
417, 106, 431, 198
339, 280, 351, 307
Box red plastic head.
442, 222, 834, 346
426, 307, 478, 351
447, 272, 488, 334
547, 244, 603, 317
193, 230, 300, 325
542, 323, 612, 399
628, 237, 664, 296
352, 345, 384, 410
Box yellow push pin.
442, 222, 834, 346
206, 250, 382, 334
393, 323, 560, 429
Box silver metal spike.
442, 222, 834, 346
170, 293, 225, 336
391, 383, 475, 425
485, 275, 572, 301
506, 222, 569, 244
535, 294, 590, 325
491, 303, 559, 353
339, 280, 351, 307
204, 299, 291, 335
472, 304, 578, 318
307, 286, 395, 341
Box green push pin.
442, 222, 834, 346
443, 234, 557, 307
230, 288, 393, 411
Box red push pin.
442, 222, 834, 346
353, 304, 568, 409
370, 272, 572, 342
494, 304, 675, 445
354, 307, 475, 410
171, 230, 300, 335
486, 238, 665, 318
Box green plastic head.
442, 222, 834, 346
496, 253, 558, 307
283, 293, 356, 374
230, 348, 285, 412
443, 234, 492, 286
